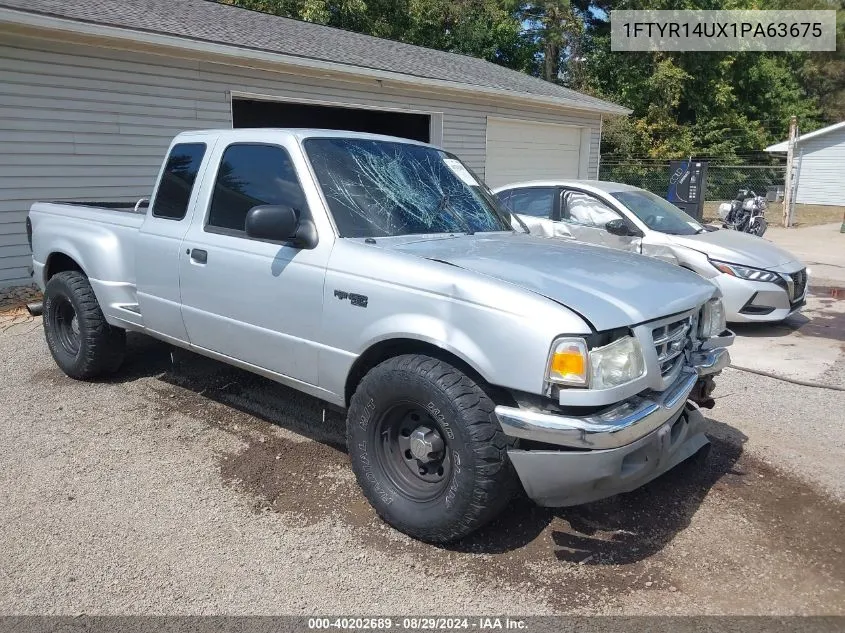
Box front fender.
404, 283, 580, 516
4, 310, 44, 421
358, 314, 499, 384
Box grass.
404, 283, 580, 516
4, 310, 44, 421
702, 201, 845, 227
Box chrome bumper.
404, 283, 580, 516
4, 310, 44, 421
691, 346, 731, 376
508, 405, 709, 507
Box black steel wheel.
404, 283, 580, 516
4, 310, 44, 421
43, 270, 125, 379
374, 402, 452, 502
346, 354, 517, 543
49, 294, 81, 357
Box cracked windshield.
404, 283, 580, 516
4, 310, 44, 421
304, 138, 511, 238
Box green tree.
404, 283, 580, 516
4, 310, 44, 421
576, 0, 835, 161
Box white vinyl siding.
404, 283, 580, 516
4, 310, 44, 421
0, 30, 603, 287
794, 127, 845, 206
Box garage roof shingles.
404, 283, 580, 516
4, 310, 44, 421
0, 0, 628, 114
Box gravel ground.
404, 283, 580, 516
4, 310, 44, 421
1, 310, 843, 615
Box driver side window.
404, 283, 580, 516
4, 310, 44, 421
562, 191, 621, 228
206, 143, 307, 236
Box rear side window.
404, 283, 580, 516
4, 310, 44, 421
509, 187, 555, 218
207, 143, 307, 234
151, 143, 206, 220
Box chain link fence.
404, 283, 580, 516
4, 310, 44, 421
598, 162, 786, 221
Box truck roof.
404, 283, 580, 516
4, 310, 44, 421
173, 128, 435, 148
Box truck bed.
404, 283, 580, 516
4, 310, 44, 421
31, 201, 148, 230
53, 200, 149, 213
29, 200, 147, 307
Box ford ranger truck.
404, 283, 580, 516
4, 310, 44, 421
28, 129, 734, 543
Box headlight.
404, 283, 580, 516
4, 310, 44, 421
588, 336, 645, 390
700, 297, 727, 338
546, 335, 645, 389
711, 259, 780, 283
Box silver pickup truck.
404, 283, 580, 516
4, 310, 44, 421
28, 129, 733, 543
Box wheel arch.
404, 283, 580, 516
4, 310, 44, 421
44, 251, 85, 283
344, 338, 515, 409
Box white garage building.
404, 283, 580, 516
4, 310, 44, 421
765, 120, 845, 207
0, 0, 628, 288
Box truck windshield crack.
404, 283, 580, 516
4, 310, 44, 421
304, 138, 507, 238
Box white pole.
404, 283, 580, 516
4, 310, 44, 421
782, 115, 798, 228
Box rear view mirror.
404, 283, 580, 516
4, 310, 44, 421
605, 219, 635, 237
245, 205, 318, 249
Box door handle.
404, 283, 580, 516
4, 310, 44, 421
190, 248, 208, 264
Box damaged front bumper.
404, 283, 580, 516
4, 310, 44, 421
495, 348, 729, 507
506, 404, 708, 507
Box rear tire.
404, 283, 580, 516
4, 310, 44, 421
346, 354, 517, 543
43, 271, 125, 379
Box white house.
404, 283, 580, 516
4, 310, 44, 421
765, 121, 845, 207
0, 0, 629, 288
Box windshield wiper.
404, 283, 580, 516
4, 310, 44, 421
437, 193, 474, 235
511, 212, 530, 234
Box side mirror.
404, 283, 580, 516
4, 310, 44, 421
605, 218, 635, 237
245, 205, 318, 249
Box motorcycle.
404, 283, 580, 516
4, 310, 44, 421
718, 189, 768, 236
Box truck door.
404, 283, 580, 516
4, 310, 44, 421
178, 141, 327, 386
136, 141, 211, 343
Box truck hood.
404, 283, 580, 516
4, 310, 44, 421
667, 229, 799, 268
386, 234, 717, 331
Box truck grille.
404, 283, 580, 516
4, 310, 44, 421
789, 269, 807, 303
651, 315, 693, 379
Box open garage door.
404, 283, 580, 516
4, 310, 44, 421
233, 98, 431, 143
484, 117, 590, 188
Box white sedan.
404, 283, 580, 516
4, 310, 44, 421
493, 180, 807, 323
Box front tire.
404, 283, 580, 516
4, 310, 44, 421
346, 354, 517, 543
43, 271, 125, 379
751, 217, 768, 236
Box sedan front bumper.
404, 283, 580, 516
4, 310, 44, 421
716, 269, 807, 323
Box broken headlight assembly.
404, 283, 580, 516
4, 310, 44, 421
547, 334, 645, 390
700, 297, 727, 338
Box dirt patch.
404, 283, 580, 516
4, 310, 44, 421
220, 433, 349, 523
813, 286, 845, 301
802, 287, 845, 342
0, 285, 41, 313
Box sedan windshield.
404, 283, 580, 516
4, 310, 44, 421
304, 138, 512, 238
612, 190, 704, 236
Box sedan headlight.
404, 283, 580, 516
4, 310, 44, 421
546, 335, 645, 389
700, 297, 727, 338
711, 259, 780, 283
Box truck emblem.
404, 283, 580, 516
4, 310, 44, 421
334, 290, 368, 308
